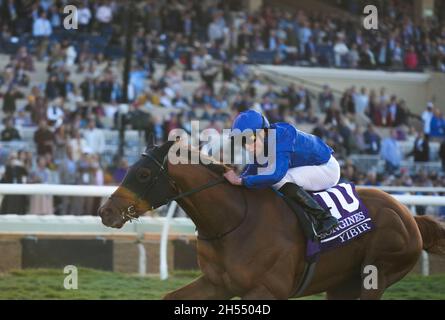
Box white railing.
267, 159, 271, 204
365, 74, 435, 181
376, 186, 445, 193
0, 184, 117, 197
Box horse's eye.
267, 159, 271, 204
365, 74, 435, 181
137, 169, 151, 182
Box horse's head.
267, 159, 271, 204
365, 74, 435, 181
98, 139, 177, 228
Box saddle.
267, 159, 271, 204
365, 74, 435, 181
278, 182, 374, 296
279, 183, 374, 259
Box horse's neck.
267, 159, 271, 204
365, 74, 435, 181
170, 163, 245, 239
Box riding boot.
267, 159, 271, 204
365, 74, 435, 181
279, 183, 339, 237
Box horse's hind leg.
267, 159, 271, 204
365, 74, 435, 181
325, 269, 386, 300
359, 258, 416, 300
359, 207, 422, 300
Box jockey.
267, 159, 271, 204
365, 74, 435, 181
224, 109, 340, 236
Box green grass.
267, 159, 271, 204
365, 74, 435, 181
0, 268, 443, 300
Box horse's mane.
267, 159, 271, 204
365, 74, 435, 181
156, 140, 232, 176
187, 148, 230, 176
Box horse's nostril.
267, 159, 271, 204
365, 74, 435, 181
100, 206, 113, 216
99, 203, 125, 228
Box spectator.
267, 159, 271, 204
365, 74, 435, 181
34, 120, 55, 156
1, 118, 21, 141
58, 71, 75, 99
15, 109, 32, 128
350, 126, 366, 154
58, 147, 78, 214
95, 0, 114, 34
1, 0, 22, 35
68, 129, 88, 161
29, 155, 54, 215
333, 36, 349, 67
83, 119, 106, 155
49, 5, 62, 30
45, 75, 61, 101
79, 75, 97, 102
354, 87, 369, 116
13, 60, 30, 86
0, 152, 28, 214
77, 2, 93, 32
318, 85, 334, 113
422, 102, 434, 135
392, 42, 404, 69
376, 40, 390, 68
430, 108, 445, 138
348, 43, 360, 68
363, 171, 380, 186
407, 131, 430, 162
33, 11, 52, 60
72, 151, 96, 214
208, 14, 225, 46
386, 95, 399, 127
46, 97, 65, 128
404, 45, 419, 70
394, 99, 408, 127
340, 87, 355, 114
363, 124, 381, 155
2, 86, 23, 115
28, 86, 48, 125
54, 123, 69, 161
15, 46, 34, 72
359, 43, 376, 69
381, 129, 402, 174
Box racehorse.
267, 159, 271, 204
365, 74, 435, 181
98, 140, 445, 299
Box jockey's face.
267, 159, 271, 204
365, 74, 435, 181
245, 130, 265, 154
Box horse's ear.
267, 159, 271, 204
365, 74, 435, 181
158, 140, 175, 156
145, 133, 155, 151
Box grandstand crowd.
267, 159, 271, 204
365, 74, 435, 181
0, 0, 444, 216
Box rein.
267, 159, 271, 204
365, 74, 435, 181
111, 151, 227, 222
143, 151, 227, 206
143, 151, 248, 241
167, 177, 226, 203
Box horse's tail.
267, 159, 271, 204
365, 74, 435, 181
414, 215, 445, 255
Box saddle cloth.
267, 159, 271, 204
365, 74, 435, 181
307, 183, 374, 257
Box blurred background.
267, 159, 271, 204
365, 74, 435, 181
0, 0, 444, 299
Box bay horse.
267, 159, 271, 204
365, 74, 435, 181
98, 140, 445, 300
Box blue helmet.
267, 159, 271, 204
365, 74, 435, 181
230, 110, 270, 137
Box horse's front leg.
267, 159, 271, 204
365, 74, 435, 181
163, 275, 233, 300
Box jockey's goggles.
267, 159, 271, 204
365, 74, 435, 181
245, 134, 256, 145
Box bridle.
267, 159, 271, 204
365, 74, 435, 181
108, 151, 226, 222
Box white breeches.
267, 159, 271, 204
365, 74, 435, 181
272, 156, 341, 192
